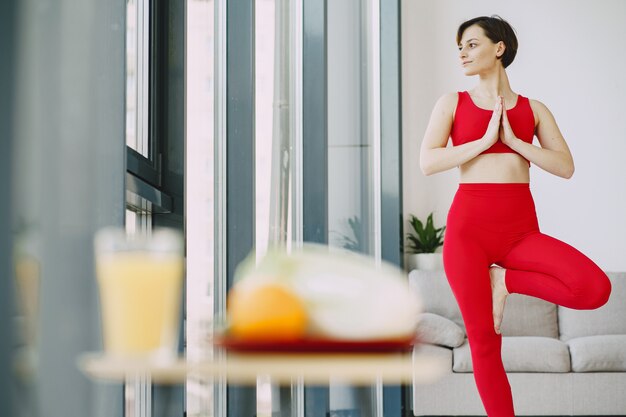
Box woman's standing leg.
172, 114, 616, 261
497, 232, 611, 309
444, 240, 515, 417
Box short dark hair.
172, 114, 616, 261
456, 15, 518, 68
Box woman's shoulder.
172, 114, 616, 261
521, 96, 557, 128
439, 91, 463, 102
524, 96, 554, 120
433, 91, 461, 113
522, 95, 549, 112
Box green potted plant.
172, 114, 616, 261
405, 213, 445, 270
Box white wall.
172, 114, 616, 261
402, 0, 626, 271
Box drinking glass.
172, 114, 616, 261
95, 227, 184, 361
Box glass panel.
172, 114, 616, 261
125, 209, 138, 235
327, 0, 374, 257
126, 0, 138, 151
125, 208, 152, 237
327, 0, 381, 414
126, 0, 149, 157
185, 0, 215, 415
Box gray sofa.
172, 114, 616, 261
409, 270, 626, 416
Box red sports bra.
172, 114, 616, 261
450, 91, 535, 163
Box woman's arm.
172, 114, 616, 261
500, 99, 574, 179
420, 93, 502, 176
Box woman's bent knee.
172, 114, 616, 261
592, 273, 612, 308
580, 272, 612, 309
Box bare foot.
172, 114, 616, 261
490, 266, 509, 335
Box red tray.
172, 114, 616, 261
213, 334, 418, 353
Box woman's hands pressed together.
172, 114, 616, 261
482, 96, 519, 151
499, 98, 519, 148
482, 96, 504, 149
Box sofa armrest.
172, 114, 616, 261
417, 312, 466, 348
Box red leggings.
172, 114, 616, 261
443, 183, 611, 417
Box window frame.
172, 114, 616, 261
126, 0, 172, 213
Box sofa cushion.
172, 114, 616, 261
417, 313, 465, 348
409, 270, 464, 331
500, 294, 558, 338
568, 335, 626, 372
452, 337, 570, 373
558, 272, 626, 341
412, 343, 452, 367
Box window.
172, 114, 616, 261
126, 0, 161, 189
126, 0, 176, 220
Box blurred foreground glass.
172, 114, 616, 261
95, 227, 184, 361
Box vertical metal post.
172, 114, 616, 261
0, 1, 17, 415
380, 1, 405, 416
224, 1, 257, 416
302, 0, 330, 416
302, 0, 328, 247
380, 0, 403, 268
152, 1, 186, 412
214, 0, 228, 414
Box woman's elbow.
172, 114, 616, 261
419, 158, 435, 176
563, 158, 575, 179
559, 162, 574, 179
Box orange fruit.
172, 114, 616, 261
228, 284, 308, 341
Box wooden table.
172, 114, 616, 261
78, 349, 447, 385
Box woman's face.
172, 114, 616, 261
458, 24, 503, 76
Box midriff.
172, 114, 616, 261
459, 153, 530, 183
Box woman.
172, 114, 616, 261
419, 16, 611, 416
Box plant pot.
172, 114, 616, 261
406, 253, 444, 271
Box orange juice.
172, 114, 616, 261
97, 252, 183, 358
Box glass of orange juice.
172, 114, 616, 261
95, 227, 184, 361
